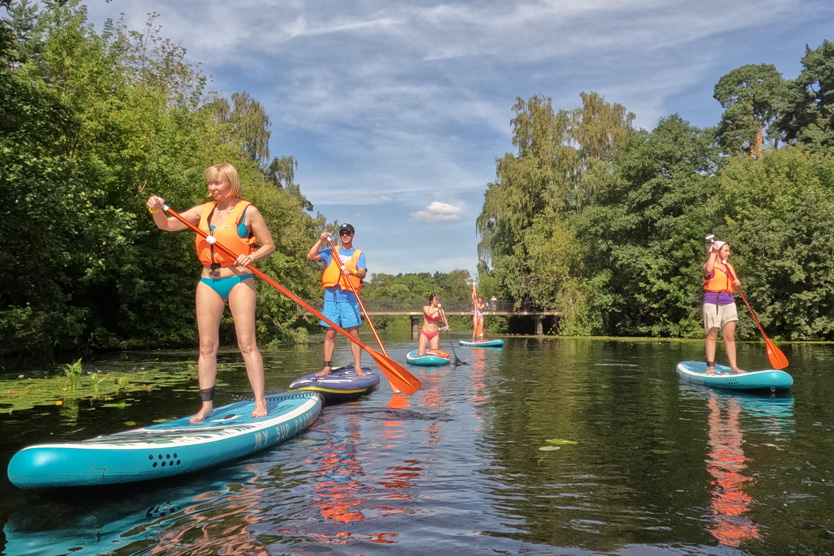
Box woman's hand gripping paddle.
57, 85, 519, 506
162, 204, 422, 395
706, 235, 789, 369
323, 236, 404, 393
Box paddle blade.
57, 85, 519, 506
766, 339, 789, 369
370, 352, 422, 395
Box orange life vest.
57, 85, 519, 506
195, 201, 257, 266
321, 247, 363, 292
704, 261, 736, 294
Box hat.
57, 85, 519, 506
711, 240, 726, 252
339, 223, 355, 234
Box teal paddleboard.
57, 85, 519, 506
406, 349, 451, 366
458, 339, 504, 347
7, 392, 322, 489
676, 361, 793, 391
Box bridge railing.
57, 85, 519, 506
352, 300, 528, 313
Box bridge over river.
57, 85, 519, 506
304, 300, 560, 337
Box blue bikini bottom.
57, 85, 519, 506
200, 275, 253, 300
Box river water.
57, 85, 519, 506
1, 335, 832, 555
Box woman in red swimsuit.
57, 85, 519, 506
417, 293, 449, 356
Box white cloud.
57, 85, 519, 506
413, 202, 463, 222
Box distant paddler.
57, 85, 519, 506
417, 293, 450, 357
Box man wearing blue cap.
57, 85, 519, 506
307, 223, 367, 376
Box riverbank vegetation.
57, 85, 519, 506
3, 1, 834, 361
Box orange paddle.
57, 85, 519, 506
725, 264, 789, 369
161, 204, 422, 395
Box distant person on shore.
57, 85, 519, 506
306, 223, 367, 377
471, 284, 486, 341
146, 163, 275, 423
490, 295, 498, 311
417, 293, 450, 356
703, 238, 743, 374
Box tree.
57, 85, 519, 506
714, 64, 787, 159
476, 92, 633, 309
207, 91, 272, 168
4, 0, 40, 69
573, 116, 722, 336
776, 39, 834, 152
707, 147, 834, 340
0, 1, 325, 356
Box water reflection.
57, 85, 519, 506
312, 414, 366, 527
701, 389, 795, 547
3, 469, 267, 555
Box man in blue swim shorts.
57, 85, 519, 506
306, 223, 367, 376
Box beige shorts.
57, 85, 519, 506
703, 302, 738, 333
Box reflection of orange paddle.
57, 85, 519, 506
706, 393, 759, 546
162, 204, 421, 395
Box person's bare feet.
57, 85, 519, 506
355, 368, 366, 377
731, 367, 745, 374
190, 406, 213, 424
315, 365, 332, 377
251, 402, 268, 418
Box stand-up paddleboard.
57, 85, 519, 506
406, 349, 452, 366
676, 361, 793, 391
7, 392, 322, 489
288, 366, 379, 404
459, 339, 504, 348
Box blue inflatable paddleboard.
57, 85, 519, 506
676, 361, 793, 391
288, 366, 379, 404
7, 392, 322, 489
458, 339, 504, 347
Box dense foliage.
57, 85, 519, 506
477, 38, 834, 340
0, 1, 323, 358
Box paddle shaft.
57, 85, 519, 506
160, 204, 421, 393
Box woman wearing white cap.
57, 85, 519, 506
703, 239, 743, 373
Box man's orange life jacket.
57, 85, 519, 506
321, 247, 363, 292
195, 201, 257, 266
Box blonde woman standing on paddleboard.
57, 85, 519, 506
703, 238, 743, 374
146, 163, 276, 423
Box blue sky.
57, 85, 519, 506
84, 0, 833, 278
